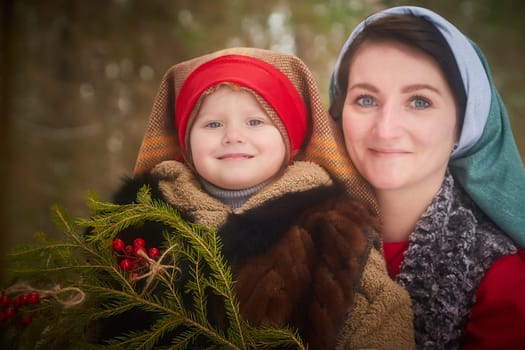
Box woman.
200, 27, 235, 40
329, 6, 525, 349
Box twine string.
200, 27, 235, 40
5, 282, 85, 307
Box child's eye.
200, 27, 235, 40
205, 121, 222, 128
247, 119, 263, 126
356, 95, 376, 107
409, 96, 431, 109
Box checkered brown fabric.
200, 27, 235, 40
132, 47, 377, 212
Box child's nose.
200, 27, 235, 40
222, 126, 245, 144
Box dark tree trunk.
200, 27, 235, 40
0, 0, 14, 281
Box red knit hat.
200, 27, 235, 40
175, 54, 308, 161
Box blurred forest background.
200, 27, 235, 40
1, 0, 524, 259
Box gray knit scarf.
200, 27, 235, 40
200, 179, 269, 209
397, 170, 516, 349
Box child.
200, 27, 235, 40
98, 48, 414, 349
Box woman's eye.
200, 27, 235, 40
356, 95, 376, 107
410, 96, 431, 109
205, 121, 222, 128
247, 119, 263, 126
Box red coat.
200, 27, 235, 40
384, 242, 525, 349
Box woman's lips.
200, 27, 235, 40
369, 147, 409, 156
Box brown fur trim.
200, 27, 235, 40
232, 196, 377, 349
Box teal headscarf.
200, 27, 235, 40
330, 6, 525, 247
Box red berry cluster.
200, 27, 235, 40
0, 290, 41, 328
112, 237, 161, 280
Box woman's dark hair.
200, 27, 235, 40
330, 14, 467, 132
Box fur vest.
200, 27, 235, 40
107, 160, 414, 349
398, 171, 516, 349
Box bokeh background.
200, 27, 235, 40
1, 0, 524, 258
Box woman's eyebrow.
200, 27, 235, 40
348, 82, 379, 92
402, 84, 442, 95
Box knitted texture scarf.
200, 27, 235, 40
398, 171, 516, 349
200, 179, 268, 210
132, 47, 376, 213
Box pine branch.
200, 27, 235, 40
1, 187, 306, 349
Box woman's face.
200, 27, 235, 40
341, 40, 458, 195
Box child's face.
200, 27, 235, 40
189, 86, 286, 190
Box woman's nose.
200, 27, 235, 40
374, 103, 402, 138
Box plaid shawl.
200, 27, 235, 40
133, 47, 377, 213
